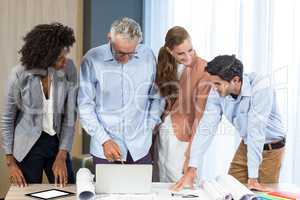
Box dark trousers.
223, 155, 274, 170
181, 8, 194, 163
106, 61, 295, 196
17, 132, 75, 184
93, 151, 152, 166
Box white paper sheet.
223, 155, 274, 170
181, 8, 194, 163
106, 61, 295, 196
95, 193, 157, 200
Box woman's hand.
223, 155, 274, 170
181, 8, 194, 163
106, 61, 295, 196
52, 150, 68, 187
6, 155, 27, 187
171, 167, 197, 191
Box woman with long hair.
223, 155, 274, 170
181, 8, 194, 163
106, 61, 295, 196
155, 26, 211, 182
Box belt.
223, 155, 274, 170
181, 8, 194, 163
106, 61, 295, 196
263, 138, 285, 151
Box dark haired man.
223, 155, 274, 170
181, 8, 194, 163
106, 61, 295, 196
173, 55, 286, 191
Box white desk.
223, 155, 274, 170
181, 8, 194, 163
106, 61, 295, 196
5, 184, 76, 200
5, 182, 300, 200
5, 183, 173, 200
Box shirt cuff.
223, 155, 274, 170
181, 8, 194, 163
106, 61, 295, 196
3, 146, 13, 155
95, 132, 111, 146
248, 165, 259, 179
188, 157, 200, 169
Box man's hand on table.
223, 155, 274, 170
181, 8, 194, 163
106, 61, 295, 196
247, 178, 272, 192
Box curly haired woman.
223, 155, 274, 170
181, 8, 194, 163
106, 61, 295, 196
1, 23, 77, 187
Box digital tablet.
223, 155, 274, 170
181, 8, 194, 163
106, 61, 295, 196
25, 189, 75, 200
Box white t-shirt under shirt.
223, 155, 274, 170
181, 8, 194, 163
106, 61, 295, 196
157, 64, 188, 182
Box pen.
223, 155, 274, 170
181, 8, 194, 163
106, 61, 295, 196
171, 193, 199, 198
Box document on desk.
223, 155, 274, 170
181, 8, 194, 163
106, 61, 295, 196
171, 188, 211, 199
95, 193, 157, 200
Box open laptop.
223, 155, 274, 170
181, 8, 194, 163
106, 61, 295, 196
95, 164, 153, 194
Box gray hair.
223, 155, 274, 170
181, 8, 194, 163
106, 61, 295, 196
110, 17, 143, 43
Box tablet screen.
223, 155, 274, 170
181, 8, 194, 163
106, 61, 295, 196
26, 189, 74, 199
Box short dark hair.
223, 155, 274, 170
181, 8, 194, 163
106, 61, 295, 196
19, 22, 75, 70
205, 55, 243, 82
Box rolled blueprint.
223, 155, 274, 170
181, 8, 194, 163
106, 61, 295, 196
201, 180, 233, 200
76, 168, 95, 200
216, 174, 258, 200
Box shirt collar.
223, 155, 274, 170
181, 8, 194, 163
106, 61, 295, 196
103, 43, 114, 62
26, 67, 65, 81
239, 74, 252, 97
26, 68, 48, 76
103, 42, 140, 62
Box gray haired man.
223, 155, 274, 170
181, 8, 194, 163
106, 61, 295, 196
78, 17, 164, 166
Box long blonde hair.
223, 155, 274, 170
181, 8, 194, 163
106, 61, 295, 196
155, 26, 190, 104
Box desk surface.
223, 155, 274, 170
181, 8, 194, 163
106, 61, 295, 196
5, 182, 300, 200
6, 184, 76, 200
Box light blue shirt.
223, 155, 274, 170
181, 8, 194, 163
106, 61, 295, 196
78, 43, 164, 161
189, 73, 286, 178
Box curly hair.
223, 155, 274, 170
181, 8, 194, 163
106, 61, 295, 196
19, 22, 75, 70
205, 55, 243, 82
